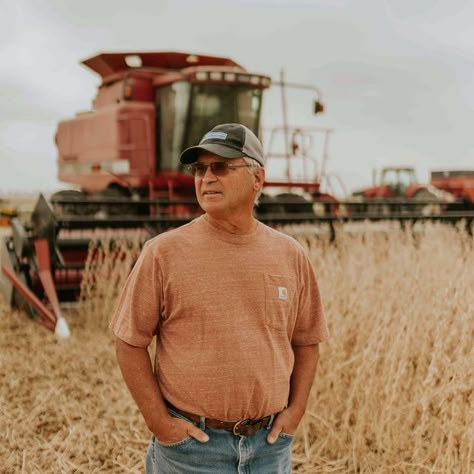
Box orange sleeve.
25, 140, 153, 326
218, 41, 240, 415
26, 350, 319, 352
291, 253, 329, 346
109, 241, 162, 347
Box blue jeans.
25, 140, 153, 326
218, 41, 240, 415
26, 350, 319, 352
145, 408, 293, 473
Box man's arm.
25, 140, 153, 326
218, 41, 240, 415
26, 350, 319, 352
267, 343, 320, 444
115, 337, 209, 443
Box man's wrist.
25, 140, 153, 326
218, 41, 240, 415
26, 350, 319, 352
285, 404, 305, 421
146, 411, 173, 435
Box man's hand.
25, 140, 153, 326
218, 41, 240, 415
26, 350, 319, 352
266, 407, 304, 444
151, 414, 209, 444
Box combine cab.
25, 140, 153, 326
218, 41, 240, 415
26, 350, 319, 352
0, 50, 335, 335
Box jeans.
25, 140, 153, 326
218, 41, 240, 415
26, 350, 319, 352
145, 408, 293, 473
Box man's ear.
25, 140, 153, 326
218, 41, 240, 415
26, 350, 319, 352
254, 168, 265, 191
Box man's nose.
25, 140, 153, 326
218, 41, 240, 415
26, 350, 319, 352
202, 165, 217, 180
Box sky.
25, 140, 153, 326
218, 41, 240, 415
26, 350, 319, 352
1, 0, 473, 197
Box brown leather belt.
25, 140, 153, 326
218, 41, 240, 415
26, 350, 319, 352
166, 402, 273, 437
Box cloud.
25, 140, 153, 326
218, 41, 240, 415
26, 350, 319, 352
383, 0, 474, 56
0, 120, 59, 192
0, 0, 473, 194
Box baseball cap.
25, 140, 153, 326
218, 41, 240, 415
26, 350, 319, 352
179, 123, 265, 167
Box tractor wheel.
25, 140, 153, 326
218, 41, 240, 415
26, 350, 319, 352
366, 199, 391, 217
413, 189, 440, 215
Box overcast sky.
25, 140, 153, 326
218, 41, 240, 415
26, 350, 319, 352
1, 0, 473, 196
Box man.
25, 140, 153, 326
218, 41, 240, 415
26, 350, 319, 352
110, 123, 329, 473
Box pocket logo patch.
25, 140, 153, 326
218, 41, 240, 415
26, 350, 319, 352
278, 286, 288, 300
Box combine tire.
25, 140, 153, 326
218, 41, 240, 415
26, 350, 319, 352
274, 193, 314, 214
93, 186, 133, 217
51, 190, 87, 216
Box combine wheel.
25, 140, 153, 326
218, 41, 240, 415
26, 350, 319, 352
51, 190, 87, 216
274, 193, 314, 214
256, 193, 314, 222
93, 185, 134, 217
255, 194, 276, 215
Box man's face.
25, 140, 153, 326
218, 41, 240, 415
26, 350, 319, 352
194, 153, 264, 219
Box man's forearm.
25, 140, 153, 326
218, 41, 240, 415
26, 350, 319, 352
288, 343, 320, 414
115, 337, 209, 444
115, 337, 168, 432
267, 343, 320, 443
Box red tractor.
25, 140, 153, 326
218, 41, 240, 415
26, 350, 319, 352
350, 166, 454, 216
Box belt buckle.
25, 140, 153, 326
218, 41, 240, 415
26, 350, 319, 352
233, 419, 250, 436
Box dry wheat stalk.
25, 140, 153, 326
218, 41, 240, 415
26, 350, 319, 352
0, 222, 472, 472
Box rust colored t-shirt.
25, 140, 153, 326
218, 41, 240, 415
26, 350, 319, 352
110, 216, 328, 421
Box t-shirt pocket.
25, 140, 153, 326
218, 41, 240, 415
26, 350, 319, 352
264, 274, 296, 331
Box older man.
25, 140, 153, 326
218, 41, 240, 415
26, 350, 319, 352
110, 123, 328, 473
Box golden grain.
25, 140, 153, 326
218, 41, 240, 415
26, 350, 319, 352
0, 222, 472, 473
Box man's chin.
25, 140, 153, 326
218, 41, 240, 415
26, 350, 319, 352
200, 204, 228, 220
199, 199, 224, 212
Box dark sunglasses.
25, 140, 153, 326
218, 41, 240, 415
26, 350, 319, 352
187, 162, 252, 177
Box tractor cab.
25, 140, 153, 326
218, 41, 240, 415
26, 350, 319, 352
379, 166, 417, 197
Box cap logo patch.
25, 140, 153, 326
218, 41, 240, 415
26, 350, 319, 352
200, 131, 227, 143
278, 286, 288, 300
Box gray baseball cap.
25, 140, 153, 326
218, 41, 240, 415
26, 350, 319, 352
179, 123, 265, 167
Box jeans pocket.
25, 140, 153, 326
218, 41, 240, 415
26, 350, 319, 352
155, 435, 194, 448
153, 407, 200, 447
278, 432, 294, 440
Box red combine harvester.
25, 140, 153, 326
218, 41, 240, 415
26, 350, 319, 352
430, 170, 474, 210
0, 51, 336, 336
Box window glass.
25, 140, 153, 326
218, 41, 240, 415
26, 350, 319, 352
155, 81, 191, 171
156, 82, 262, 171
383, 170, 398, 186
186, 84, 262, 151
398, 169, 416, 193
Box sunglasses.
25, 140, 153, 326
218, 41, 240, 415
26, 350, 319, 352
187, 162, 252, 177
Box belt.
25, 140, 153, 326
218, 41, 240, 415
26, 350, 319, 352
166, 402, 273, 437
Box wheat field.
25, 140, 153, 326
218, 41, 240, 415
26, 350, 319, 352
0, 222, 473, 473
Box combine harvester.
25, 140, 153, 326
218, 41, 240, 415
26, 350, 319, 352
430, 169, 474, 210
0, 51, 338, 336
1, 51, 473, 336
